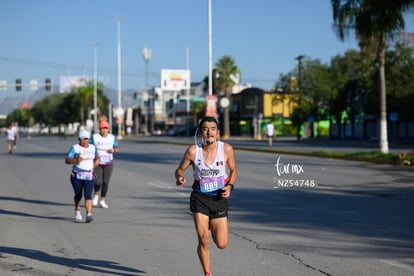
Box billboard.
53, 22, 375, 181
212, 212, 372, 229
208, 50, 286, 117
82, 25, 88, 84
161, 69, 190, 91
60, 76, 88, 93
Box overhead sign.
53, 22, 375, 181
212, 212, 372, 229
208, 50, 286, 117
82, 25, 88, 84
161, 69, 190, 91
0, 80, 7, 90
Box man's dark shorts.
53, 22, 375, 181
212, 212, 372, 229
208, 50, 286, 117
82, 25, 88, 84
190, 191, 228, 219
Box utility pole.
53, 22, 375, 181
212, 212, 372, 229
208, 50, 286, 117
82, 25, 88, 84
111, 14, 126, 139
91, 42, 102, 134
295, 55, 304, 141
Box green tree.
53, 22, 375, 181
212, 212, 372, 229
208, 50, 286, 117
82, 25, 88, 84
385, 42, 414, 119
29, 81, 109, 127
290, 103, 312, 137
74, 83, 94, 125
214, 55, 240, 139
31, 93, 66, 125
202, 71, 218, 95
69, 80, 109, 125
332, 0, 413, 153
6, 108, 31, 127
300, 58, 334, 137
276, 57, 335, 138
329, 49, 369, 137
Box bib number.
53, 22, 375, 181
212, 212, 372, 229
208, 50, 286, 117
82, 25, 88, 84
99, 154, 112, 164
76, 171, 93, 180
200, 176, 224, 193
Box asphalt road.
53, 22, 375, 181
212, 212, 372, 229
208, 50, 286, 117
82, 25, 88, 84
0, 135, 413, 276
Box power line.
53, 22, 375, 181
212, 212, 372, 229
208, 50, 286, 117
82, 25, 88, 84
0, 56, 148, 79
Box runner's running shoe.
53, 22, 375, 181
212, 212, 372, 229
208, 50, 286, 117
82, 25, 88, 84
99, 200, 109, 209
85, 214, 93, 223
74, 211, 82, 222
92, 194, 99, 206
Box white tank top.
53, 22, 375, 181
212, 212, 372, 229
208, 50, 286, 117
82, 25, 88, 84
92, 133, 115, 165
70, 144, 97, 171
193, 141, 228, 195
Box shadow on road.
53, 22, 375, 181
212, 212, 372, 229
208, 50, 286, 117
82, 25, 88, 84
0, 196, 72, 221
229, 184, 414, 258
0, 246, 146, 275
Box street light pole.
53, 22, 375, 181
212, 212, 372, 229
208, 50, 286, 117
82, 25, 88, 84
111, 15, 126, 139
143, 47, 151, 135
92, 42, 102, 134
186, 47, 191, 136
208, 0, 213, 96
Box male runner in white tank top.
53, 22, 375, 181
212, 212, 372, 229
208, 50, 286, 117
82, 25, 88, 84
175, 116, 238, 276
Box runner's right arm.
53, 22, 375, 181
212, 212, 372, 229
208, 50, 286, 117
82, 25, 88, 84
175, 145, 195, 188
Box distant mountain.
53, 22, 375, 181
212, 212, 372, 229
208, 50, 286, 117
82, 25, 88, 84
0, 88, 49, 115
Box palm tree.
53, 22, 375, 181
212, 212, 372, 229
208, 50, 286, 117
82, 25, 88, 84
214, 55, 240, 139
74, 83, 94, 125
332, 0, 413, 153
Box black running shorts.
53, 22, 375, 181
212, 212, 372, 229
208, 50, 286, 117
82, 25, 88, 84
190, 191, 228, 219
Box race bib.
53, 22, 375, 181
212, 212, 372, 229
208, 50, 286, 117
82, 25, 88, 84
199, 176, 225, 193
99, 154, 112, 164
76, 171, 93, 180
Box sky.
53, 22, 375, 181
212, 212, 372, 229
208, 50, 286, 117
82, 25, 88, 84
0, 0, 413, 99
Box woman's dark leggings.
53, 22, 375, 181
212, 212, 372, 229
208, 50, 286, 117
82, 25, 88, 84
94, 163, 114, 197
71, 174, 94, 201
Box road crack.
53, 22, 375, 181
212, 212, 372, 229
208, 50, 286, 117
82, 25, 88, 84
230, 231, 331, 276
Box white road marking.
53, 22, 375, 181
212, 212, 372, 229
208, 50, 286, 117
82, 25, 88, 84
380, 259, 414, 273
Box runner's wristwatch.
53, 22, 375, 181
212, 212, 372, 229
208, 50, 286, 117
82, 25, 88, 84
226, 183, 234, 191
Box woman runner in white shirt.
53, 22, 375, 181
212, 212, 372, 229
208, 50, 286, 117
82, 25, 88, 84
90, 120, 119, 208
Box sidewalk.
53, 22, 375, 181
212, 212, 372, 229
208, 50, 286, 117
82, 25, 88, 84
123, 135, 413, 154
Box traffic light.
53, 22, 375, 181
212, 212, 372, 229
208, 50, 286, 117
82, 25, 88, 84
45, 78, 52, 91
15, 79, 22, 92
133, 92, 137, 100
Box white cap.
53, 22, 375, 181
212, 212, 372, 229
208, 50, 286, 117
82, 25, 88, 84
78, 129, 90, 139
